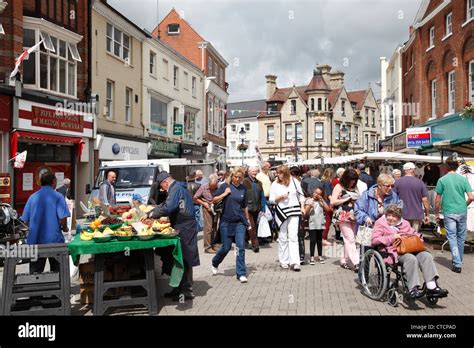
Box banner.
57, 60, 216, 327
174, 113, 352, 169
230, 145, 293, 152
13, 151, 27, 169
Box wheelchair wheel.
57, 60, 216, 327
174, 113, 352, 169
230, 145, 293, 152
360, 249, 388, 300
387, 288, 398, 307
426, 296, 438, 305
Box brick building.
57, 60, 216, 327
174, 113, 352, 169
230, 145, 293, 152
152, 9, 229, 168
0, 0, 95, 210
402, 0, 474, 128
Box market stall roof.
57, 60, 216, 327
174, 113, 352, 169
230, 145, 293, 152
418, 137, 474, 157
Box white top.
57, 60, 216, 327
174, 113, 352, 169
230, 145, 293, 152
269, 178, 305, 208
357, 180, 368, 195
305, 198, 326, 230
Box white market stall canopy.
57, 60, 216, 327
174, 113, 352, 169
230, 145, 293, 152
299, 152, 470, 166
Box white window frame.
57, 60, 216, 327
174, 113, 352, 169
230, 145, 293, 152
446, 12, 452, 36
448, 70, 455, 113
167, 23, 180, 35
468, 0, 474, 20
150, 51, 156, 76
244, 123, 250, 132
296, 123, 302, 141
290, 100, 296, 115
354, 126, 359, 143
341, 100, 345, 115
335, 123, 341, 142
365, 108, 369, 126
230, 124, 236, 132
431, 79, 437, 118
106, 22, 130, 62
364, 134, 369, 151
314, 122, 323, 140
183, 71, 189, 90
208, 56, 213, 77
267, 125, 275, 142
106, 80, 114, 119
429, 26, 435, 49
371, 110, 375, 127
347, 125, 352, 141
192, 76, 197, 97
162, 59, 169, 80
388, 103, 395, 135
173, 65, 179, 89
125, 87, 132, 124
285, 124, 293, 141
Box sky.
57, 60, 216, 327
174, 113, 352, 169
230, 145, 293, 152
108, 0, 422, 102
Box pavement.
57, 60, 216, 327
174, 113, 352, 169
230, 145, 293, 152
1, 229, 473, 316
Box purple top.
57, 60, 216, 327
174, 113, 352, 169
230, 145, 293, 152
394, 176, 428, 220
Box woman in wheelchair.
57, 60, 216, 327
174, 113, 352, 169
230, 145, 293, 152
371, 205, 448, 300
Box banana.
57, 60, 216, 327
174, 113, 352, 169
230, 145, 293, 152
80, 233, 93, 241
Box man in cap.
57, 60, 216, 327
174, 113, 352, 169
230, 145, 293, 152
145, 171, 199, 300
394, 162, 430, 232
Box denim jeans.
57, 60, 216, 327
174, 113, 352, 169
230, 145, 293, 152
444, 213, 467, 268
194, 204, 203, 232
212, 221, 246, 278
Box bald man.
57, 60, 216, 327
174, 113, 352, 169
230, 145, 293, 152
243, 166, 266, 252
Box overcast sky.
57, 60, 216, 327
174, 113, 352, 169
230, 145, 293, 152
108, 0, 422, 103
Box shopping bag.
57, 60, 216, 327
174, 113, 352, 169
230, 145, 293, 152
355, 223, 373, 247
257, 215, 272, 238
264, 205, 273, 221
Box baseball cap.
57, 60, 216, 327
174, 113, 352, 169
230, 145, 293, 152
156, 171, 170, 185
403, 162, 416, 171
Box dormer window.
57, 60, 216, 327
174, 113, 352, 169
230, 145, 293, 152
168, 24, 180, 35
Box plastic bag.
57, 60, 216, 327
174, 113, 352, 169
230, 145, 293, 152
264, 205, 273, 221
258, 215, 272, 238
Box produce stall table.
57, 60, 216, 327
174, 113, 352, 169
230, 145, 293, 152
68, 234, 184, 315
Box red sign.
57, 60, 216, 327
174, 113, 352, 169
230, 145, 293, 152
0, 173, 11, 204
0, 95, 12, 132
31, 106, 84, 132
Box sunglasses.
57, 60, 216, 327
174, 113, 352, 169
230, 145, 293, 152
383, 184, 395, 188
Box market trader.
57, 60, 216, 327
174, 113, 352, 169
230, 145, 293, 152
144, 171, 199, 301
22, 171, 70, 274
99, 170, 117, 206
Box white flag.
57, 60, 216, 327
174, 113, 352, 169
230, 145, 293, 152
10, 40, 43, 79
14, 151, 27, 169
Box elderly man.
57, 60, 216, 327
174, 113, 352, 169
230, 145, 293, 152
56, 178, 72, 200
194, 174, 220, 253
243, 166, 266, 252
256, 161, 273, 199
145, 171, 199, 300
195, 169, 208, 186
301, 169, 321, 197
394, 162, 430, 232
99, 170, 117, 206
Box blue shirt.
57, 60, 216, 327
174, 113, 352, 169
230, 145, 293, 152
214, 183, 247, 224
21, 186, 70, 244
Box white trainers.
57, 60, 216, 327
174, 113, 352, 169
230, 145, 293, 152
239, 276, 248, 283
292, 264, 301, 272
211, 265, 218, 275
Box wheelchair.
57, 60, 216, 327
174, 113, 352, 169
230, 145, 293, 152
359, 248, 444, 307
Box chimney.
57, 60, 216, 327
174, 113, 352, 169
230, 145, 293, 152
329, 70, 345, 90
265, 74, 277, 100
317, 64, 332, 88
409, 25, 414, 36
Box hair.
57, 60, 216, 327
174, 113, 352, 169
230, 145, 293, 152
385, 204, 402, 219
40, 171, 56, 186
321, 168, 334, 181
336, 167, 345, 178
357, 163, 366, 171
276, 165, 291, 186
248, 166, 259, 173
228, 167, 245, 185
208, 174, 219, 184
290, 166, 301, 177
392, 169, 401, 177
313, 186, 327, 201
310, 168, 320, 178
195, 170, 203, 175
63, 178, 71, 185
377, 173, 395, 186
339, 169, 359, 189
445, 157, 459, 171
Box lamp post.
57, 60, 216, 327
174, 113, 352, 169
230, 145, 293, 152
294, 122, 301, 163
318, 143, 324, 167
340, 124, 349, 155
239, 127, 247, 166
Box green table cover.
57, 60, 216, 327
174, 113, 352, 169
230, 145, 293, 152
67, 234, 184, 287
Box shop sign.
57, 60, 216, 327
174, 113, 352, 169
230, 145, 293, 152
31, 106, 84, 132
0, 173, 11, 204
100, 137, 148, 161
407, 127, 431, 149
393, 132, 407, 151
149, 139, 180, 158
180, 143, 206, 160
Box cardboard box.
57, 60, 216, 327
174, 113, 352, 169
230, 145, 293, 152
79, 284, 94, 305
79, 261, 113, 284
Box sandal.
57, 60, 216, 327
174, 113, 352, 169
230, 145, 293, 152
340, 263, 350, 270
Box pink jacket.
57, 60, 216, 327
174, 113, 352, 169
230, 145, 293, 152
371, 216, 422, 265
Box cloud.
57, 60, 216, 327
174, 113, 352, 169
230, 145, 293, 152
108, 0, 421, 102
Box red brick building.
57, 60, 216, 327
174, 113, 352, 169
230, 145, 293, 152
153, 9, 229, 167
402, 0, 474, 129
0, 0, 94, 210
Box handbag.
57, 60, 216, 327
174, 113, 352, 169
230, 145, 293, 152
213, 184, 228, 213
394, 235, 425, 254
355, 224, 373, 247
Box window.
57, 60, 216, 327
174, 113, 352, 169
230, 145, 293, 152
318, 98, 322, 111
371, 135, 376, 151
431, 79, 437, 118
106, 80, 114, 119
192, 76, 197, 97
354, 126, 359, 143
162, 59, 168, 79
448, 70, 455, 113
468, 0, 474, 20
267, 125, 275, 142
285, 124, 293, 141
335, 123, 340, 142
371, 110, 375, 127
244, 123, 250, 131
23, 26, 79, 96
314, 122, 323, 140
296, 123, 302, 141
290, 100, 297, 114
150, 51, 156, 76
445, 13, 452, 36
173, 66, 179, 88
125, 88, 132, 123
230, 124, 236, 132
208, 98, 213, 134
388, 103, 395, 135
341, 100, 345, 115
364, 134, 369, 151
173, 107, 179, 126
470, 61, 474, 103
184, 110, 195, 141
214, 62, 218, 81
311, 98, 314, 111
106, 23, 130, 61
230, 141, 236, 151
347, 125, 352, 141
351, 101, 357, 110
167, 23, 180, 34
220, 67, 224, 87
208, 56, 213, 77
365, 108, 369, 126
429, 26, 435, 48
183, 71, 189, 90
150, 95, 168, 136
267, 103, 278, 114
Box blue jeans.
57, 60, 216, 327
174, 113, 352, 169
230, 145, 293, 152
444, 213, 467, 268
212, 221, 246, 278
194, 204, 203, 232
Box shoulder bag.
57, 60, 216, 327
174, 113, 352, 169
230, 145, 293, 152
393, 234, 425, 254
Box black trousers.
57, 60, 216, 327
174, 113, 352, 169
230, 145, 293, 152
179, 260, 193, 295
309, 229, 323, 257
30, 257, 60, 274
298, 216, 307, 261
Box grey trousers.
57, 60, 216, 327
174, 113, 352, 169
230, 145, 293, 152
398, 251, 438, 290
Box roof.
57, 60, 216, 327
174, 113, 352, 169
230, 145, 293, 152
328, 88, 341, 109
347, 90, 368, 110
227, 99, 266, 119
269, 86, 308, 102
98, 0, 148, 38
305, 71, 330, 92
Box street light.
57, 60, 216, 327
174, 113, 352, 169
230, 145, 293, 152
294, 122, 301, 163
318, 143, 324, 167
239, 127, 247, 166
339, 124, 349, 155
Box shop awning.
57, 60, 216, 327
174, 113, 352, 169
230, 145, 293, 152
418, 136, 474, 156
10, 130, 85, 159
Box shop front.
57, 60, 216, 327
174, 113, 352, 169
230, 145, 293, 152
0, 95, 12, 173
97, 134, 149, 162
148, 138, 180, 159
180, 142, 206, 161
10, 98, 94, 212
206, 142, 227, 170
